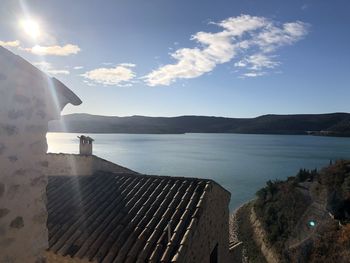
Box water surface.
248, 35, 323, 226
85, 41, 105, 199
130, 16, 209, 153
47, 133, 350, 210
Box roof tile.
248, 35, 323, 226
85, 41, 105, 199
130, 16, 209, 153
47, 172, 211, 262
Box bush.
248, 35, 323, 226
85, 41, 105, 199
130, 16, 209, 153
254, 178, 310, 252
295, 168, 317, 183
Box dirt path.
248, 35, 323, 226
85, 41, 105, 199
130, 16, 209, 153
230, 202, 271, 263
287, 184, 330, 249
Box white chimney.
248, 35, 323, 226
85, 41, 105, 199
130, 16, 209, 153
78, 135, 94, 155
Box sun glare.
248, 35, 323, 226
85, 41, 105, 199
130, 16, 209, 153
20, 19, 41, 39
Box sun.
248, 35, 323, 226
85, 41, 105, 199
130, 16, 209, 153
20, 19, 41, 39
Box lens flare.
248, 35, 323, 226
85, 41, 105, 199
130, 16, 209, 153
20, 19, 41, 39
308, 220, 316, 227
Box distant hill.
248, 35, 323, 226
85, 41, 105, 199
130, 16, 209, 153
49, 112, 350, 136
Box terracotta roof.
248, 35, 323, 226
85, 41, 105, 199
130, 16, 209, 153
47, 172, 212, 262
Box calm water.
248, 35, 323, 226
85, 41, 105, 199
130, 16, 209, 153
47, 133, 350, 210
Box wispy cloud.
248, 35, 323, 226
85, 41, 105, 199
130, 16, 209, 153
73, 66, 84, 70
119, 63, 136, 68
242, 72, 266, 78
301, 4, 309, 10
0, 40, 20, 47
254, 21, 309, 52
47, 69, 70, 75
81, 64, 136, 86
24, 44, 81, 56
143, 14, 309, 86
33, 61, 70, 75
235, 54, 280, 71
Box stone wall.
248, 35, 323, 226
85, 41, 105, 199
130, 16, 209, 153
0, 47, 81, 262
230, 241, 243, 262
46, 153, 137, 176
176, 183, 231, 263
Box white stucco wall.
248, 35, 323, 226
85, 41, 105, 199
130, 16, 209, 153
0, 47, 80, 263
0, 59, 52, 263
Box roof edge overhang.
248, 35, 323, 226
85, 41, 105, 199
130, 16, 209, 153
0, 46, 82, 112
51, 77, 82, 111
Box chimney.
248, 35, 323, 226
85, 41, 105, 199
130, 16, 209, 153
78, 135, 94, 155
0, 47, 81, 262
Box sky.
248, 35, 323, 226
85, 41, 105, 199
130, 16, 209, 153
1, 0, 349, 117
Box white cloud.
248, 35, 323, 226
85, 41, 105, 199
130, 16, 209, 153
33, 61, 70, 75
83, 80, 96, 87
242, 72, 266, 78
254, 21, 309, 52
24, 44, 81, 56
47, 69, 70, 75
33, 61, 51, 68
119, 63, 136, 68
0, 40, 20, 47
143, 14, 309, 86
215, 15, 267, 36
81, 64, 136, 86
235, 54, 280, 71
73, 66, 84, 70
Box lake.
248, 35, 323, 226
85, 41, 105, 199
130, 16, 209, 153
47, 132, 350, 210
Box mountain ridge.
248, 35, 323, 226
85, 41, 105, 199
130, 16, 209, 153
49, 112, 350, 136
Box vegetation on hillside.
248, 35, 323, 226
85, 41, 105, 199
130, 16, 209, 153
254, 161, 350, 262
319, 161, 350, 223
254, 177, 311, 253
308, 221, 350, 262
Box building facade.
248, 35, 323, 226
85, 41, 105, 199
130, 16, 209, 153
0, 47, 81, 263
0, 47, 234, 263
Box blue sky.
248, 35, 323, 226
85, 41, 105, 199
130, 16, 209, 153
1, 0, 349, 117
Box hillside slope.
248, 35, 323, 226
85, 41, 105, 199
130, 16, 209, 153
49, 112, 350, 135
252, 161, 350, 262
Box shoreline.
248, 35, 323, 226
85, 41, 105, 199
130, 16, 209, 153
47, 130, 350, 138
